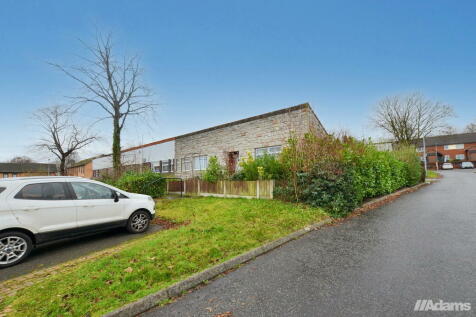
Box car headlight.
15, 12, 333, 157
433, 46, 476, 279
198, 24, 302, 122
148, 196, 154, 202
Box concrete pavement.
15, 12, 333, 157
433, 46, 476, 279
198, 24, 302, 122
144, 170, 476, 316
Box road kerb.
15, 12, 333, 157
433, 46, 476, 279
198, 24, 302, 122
103, 218, 332, 317
104, 182, 428, 317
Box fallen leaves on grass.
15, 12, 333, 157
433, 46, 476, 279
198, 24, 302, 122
151, 217, 189, 229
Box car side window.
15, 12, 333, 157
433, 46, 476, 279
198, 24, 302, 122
0, 187, 5, 194
71, 182, 115, 200
15, 183, 68, 200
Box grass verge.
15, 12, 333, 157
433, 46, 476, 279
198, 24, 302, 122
426, 170, 440, 179
1, 197, 327, 316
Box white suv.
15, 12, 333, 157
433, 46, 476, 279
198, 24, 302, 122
0, 176, 156, 268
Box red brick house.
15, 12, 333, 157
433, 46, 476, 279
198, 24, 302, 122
0, 163, 58, 178
66, 158, 94, 178
417, 133, 476, 168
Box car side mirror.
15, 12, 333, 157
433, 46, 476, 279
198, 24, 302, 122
113, 191, 119, 203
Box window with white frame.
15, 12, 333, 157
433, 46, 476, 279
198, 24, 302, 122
162, 160, 170, 173
2, 173, 8, 178
416, 147, 424, 153
154, 159, 174, 173
193, 156, 208, 171
181, 157, 192, 172
444, 155, 451, 162
455, 154, 465, 160
444, 144, 464, 150
255, 145, 282, 158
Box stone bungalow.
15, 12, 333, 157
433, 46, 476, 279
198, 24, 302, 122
89, 103, 326, 179
174, 103, 325, 178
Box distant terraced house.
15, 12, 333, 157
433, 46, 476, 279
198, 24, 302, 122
74, 103, 327, 179
416, 132, 476, 168
0, 163, 58, 178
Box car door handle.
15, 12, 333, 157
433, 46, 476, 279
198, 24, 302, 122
22, 207, 40, 211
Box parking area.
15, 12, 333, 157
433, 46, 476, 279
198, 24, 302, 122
0, 224, 163, 282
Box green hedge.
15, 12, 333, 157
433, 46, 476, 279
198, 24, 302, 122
275, 137, 423, 218
347, 146, 408, 202
298, 161, 360, 218
114, 171, 166, 198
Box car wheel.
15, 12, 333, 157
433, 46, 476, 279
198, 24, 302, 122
0, 231, 33, 268
126, 210, 151, 234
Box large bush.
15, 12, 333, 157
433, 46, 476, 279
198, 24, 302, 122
276, 134, 422, 217
345, 145, 408, 201
236, 151, 286, 181
392, 145, 423, 186
299, 161, 360, 218
202, 156, 224, 183
115, 171, 166, 198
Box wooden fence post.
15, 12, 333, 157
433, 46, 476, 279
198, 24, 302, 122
197, 179, 201, 196
183, 180, 187, 195
223, 180, 227, 197
257, 180, 260, 199
270, 180, 274, 199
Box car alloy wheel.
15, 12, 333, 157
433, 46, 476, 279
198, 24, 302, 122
0, 235, 29, 266
128, 210, 151, 233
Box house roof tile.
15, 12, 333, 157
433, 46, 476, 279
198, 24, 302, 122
0, 163, 58, 173
417, 133, 476, 147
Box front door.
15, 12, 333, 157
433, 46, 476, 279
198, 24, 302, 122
70, 182, 124, 228
227, 151, 239, 174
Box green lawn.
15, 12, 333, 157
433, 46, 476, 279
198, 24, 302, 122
1, 197, 328, 317
426, 170, 440, 179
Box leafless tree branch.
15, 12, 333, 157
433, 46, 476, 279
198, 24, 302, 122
33, 105, 97, 175
50, 32, 157, 175
464, 122, 476, 133
372, 93, 455, 144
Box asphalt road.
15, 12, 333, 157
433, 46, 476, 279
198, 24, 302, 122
0, 224, 163, 282
145, 169, 476, 317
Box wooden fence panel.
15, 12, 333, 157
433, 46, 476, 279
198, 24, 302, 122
166, 179, 274, 199
225, 180, 257, 197
202, 180, 273, 199
200, 180, 224, 194
258, 180, 274, 199
184, 178, 198, 195
168, 180, 183, 192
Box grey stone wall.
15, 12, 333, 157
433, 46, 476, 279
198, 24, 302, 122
175, 104, 326, 178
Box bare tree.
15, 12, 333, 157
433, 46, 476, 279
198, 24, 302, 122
9, 156, 34, 164
372, 93, 454, 144
50, 33, 156, 176
439, 126, 458, 135
464, 122, 476, 133
34, 105, 96, 175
